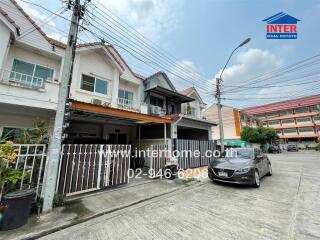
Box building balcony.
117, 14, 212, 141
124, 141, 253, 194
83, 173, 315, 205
272, 122, 316, 129
0, 69, 45, 89
261, 112, 319, 122
117, 97, 134, 109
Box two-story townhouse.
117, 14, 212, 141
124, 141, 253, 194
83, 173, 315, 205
0, 0, 218, 203
0, 0, 65, 140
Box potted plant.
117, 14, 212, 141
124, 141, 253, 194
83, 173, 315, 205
0, 140, 34, 230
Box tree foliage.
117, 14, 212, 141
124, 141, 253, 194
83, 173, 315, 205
16, 120, 49, 144
240, 126, 279, 144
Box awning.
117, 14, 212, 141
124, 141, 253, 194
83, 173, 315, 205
70, 100, 172, 124
145, 86, 194, 103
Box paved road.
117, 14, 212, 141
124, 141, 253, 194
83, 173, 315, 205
41, 151, 320, 240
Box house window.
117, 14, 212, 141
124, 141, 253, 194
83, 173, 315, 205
279, 110, 293, 116
10, 59, 54, 87
283, 128, 297, 134
1, 127, 21, 141
296, 117, 311, 123
150, 95, 163, 108
267, 112, 279, 118
269, 120, 280, 125
276, 130, 282, 134
281, 119, 295, 124
294, 107, 309, 114
186, 104, 196, 117
313, 116, 320, 122
118, 89, 133, 107
12, 59, 54, 81
299, 127, 314, 133
81, 74, 108, 95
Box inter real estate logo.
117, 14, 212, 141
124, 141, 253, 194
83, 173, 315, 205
263, 12, 300, 39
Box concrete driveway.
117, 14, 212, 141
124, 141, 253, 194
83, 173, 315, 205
40, 151, 320, 240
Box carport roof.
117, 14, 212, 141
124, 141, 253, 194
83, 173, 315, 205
145, 86, 194, 103
70, 100, 172, 124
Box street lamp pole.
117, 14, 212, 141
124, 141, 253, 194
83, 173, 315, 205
216, 38, 251, 153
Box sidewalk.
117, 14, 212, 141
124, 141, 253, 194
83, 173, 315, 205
1, 178, 195, 240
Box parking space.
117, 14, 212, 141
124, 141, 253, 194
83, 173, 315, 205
41, 151, 320, 240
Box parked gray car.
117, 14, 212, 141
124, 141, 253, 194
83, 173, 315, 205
208, 148, 272, 188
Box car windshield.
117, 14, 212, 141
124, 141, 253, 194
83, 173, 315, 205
227, 148, 254, 159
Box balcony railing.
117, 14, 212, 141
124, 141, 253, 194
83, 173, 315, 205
0, 69, 45, 89
117, 97, 133, 109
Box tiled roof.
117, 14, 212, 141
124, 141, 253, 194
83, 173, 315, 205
178, 87, 194, 96
10, 0, 146, 80
243, 95, 320, 115
0, 7, 20, 35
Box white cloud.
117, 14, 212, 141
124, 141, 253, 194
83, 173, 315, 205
96, 0, 183, 43
19, 1, 56, 27
209, 48, 287, 108
47, 33, 67, 44
212, 48, 282, 87
169, 60, 201, 89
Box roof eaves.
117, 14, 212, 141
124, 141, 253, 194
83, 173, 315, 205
0, 7, 20, 36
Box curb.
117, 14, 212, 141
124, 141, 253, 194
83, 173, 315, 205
21, 181, 202, 240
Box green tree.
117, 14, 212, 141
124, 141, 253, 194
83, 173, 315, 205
16, 120, 49, 144
241, 126, 278, 144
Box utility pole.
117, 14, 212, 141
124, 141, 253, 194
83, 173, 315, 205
42, 0, 83, 212
216, 77, 225, 153
215, 38, 251, 154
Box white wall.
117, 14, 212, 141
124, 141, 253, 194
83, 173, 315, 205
0, 45, 61, 110
70, 50, 119, 106
118, 79, 140, 109
0, 0, 64, 57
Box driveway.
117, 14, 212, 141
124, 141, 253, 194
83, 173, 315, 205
40, 151, 320, 240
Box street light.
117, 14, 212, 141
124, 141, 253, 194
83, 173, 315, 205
216, 37, 251, 153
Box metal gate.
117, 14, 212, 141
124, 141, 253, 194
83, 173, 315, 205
56, 144, 131, 196
149, 144, 167, 178
175, 139, 216, 169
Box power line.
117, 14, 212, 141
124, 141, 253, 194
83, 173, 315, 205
83, 8, 214, 92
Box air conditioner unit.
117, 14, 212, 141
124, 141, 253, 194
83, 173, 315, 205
92, 98, 102, 105
151, 105, 162, 115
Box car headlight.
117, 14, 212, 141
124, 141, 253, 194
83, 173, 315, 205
235, 167, 251, 173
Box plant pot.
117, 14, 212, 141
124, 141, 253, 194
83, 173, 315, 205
0, 189, 35, 230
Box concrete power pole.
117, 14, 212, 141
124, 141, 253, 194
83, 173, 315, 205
42, 0, 82, 212
216, 77, 225, 153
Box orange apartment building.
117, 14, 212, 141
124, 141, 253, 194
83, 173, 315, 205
244, 95, 320, 143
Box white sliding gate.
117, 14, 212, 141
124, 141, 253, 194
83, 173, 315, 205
56, 144, 131, 196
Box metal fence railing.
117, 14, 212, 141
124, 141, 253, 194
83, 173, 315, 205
56, 144, 131, 196
0, 69, 45, 89
0, 144, 47, 200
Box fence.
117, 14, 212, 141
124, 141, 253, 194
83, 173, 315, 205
56, 144, 131, 196
149, 144, 167, 178
175, 139, 216, 169
0, 144, 47, 200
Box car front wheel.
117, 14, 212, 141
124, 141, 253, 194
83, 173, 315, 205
253, 170, 260, 188
267, 163, 272, 176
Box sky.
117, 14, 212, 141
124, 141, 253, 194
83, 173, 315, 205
17, 0, 320, 109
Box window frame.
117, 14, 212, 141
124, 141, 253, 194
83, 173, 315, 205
299, 127, 315, 133
11, 58, 55, 82
283, 128, 297, 134
80, 74, 110, 96
281, 119, 295, 125
268, 120, 280, 125
296, 117, 311, 123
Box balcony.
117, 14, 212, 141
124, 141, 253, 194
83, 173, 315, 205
0, 69, 45, 89
117, 97, 134, 109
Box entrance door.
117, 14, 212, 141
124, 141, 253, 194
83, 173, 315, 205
107, 133, 127, 144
